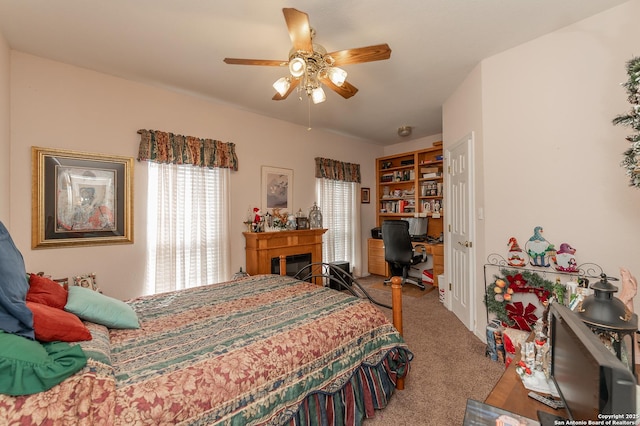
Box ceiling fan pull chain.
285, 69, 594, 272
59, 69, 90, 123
307, 96, 312, 131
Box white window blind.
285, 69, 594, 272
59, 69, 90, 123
316, 178, 362, 275
145, 162, 230, 294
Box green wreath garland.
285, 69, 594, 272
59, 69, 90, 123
613, 56, 640, 189
485, 269, 565, 328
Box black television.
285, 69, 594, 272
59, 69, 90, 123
549, 303, 636, 420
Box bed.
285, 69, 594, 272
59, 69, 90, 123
0, 270, 412, 425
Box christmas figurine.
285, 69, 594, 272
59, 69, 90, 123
554, 242, 578, 272
252, 207, 264, 232
507, 237, 526, 267
525, 226, 554, 267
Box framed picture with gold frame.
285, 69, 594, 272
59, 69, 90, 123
31, 146, 134, 248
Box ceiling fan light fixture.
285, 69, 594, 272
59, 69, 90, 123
311, 87, 326, 104
273, 77, 291, 96
398, 126, 412, 137
223, 9, 391, 106
289, 57, 306, 77
327, 67, 347, 87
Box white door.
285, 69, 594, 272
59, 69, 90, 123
446, 133, 475, 330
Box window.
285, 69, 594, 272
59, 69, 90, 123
316, 178, 362, 275
145, 162, 230, 294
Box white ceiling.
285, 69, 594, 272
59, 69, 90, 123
0, 0, 630, 145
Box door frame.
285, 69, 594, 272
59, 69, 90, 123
445, 132, 476, 331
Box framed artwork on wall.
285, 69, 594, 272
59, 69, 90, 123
31, 146, 134, 248
361, 187, 370, 204
261, 166, 293, 213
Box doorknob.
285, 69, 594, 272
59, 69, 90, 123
458, 241, 472, 248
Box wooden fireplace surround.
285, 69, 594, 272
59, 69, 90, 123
243, 229, 327, 276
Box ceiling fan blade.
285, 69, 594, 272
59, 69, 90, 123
283, 8, 313, 53
327, 44, 392, 66
272, 78, 300, 100
223, 58, 287, 66
319, 75, 358, 99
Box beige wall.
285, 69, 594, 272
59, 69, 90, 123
8, 52, 384, 299
444, 0, 640, 337
442, 63, 485, 329
0, 31, 9, 224
382, 133, 443, 157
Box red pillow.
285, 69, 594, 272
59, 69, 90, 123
26, 301, 92, 342
27, 274, 68, 309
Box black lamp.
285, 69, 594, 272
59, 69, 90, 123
576, 273, 637, 374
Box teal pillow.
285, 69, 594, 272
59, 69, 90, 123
64, 286, 139, 329
0, 331, 86, 395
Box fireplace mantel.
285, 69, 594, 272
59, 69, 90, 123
243, 229, 327, 276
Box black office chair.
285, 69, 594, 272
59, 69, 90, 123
381, 220, 428, 290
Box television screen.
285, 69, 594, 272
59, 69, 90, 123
550, 303, 636, 420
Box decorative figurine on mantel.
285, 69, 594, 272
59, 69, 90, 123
506, 237, 526, 267
252, 208, 264, 232
286, 214, 297, 230
554, 243, 578, 272
525, 226, 554, 267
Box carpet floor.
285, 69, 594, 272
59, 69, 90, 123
355, 275, 505, 426
368, 279, 436, 298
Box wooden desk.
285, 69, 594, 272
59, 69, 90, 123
367, 238, 444, 285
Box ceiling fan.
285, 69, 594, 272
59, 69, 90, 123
223, 8, 391, 104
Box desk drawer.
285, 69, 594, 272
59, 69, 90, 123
368, 239, 388, 276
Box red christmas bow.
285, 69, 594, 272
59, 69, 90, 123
506, 273, 527, 291
505, 301, 538, 332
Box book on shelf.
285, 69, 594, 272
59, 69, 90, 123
420, 167, 439, 174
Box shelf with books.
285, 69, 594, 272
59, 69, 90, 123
375, 144, 444, 238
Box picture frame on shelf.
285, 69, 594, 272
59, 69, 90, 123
361, 187, 370, 204
31, 146, 134, 249
296, 217, 309, 230
261, 166, 293, 213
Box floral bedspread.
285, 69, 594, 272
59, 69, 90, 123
0, 275, 411, 425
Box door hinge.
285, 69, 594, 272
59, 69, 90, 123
448, 224, 451, 232
449, 283, 452, 291
448, 165, 451, 174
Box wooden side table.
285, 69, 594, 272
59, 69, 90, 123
484, 352, 566, 420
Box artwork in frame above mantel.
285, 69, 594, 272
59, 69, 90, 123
261, 166, 293, 214
31, 146, 134, 249
248, 166, 296, 232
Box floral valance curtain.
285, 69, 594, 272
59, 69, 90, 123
137, 129, 238, 171
314, 157, 361, 183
